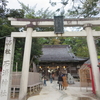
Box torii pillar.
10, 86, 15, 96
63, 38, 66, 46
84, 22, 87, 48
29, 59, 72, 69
19, 24, 33, 100
84, 24, 100, 97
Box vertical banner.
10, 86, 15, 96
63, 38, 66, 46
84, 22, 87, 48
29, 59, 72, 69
0, 37, 15, 100
54, 16, 64, 34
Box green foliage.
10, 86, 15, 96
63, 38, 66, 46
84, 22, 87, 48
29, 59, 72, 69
30, 38, 43, 67
81, 0, 99, 17
6, 9, 25, 18
0, 0, 8, 18
98, 56, 100, 59
36, 8, 55, 19
38, 36, 89, 57
13, 38, 25, 71
50, 0, 100, 17
92, 26, 100, 31
58, 37, 89, 57
18, 1, 55, 19
19, 2, 37, 18
17, 2, 56, 69
50, 38, 60, 45
0, 18, 17, 67
0, 6, 25, 70
92, 26, 100, 57
1, 0, 100, 71
38, 37, 60, 45
67, 0, 100, 18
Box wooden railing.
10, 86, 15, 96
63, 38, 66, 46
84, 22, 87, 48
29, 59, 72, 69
0, 72, 42, 99
11, 72, 42, 87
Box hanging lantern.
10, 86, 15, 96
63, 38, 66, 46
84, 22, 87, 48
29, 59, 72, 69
63, 66, 66, 68
57, 66, 59, 68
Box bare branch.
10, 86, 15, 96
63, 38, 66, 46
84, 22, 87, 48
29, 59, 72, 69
79, 0, 85, 4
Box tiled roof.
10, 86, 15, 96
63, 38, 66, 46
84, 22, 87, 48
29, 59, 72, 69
39, 45, 86, 62
84, 59, 100, 65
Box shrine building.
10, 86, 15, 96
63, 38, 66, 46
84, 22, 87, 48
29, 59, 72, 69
38, 45, 87, 78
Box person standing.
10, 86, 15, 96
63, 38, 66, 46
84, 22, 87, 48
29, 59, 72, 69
43, 76, 47, 86
50, 73, 53, 83
62, 74, 68, 90
58, 74, 63, 90
52, 73, 55, 80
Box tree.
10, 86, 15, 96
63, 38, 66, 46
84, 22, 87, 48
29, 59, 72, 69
30, 38, 43, 68
17, 2, 59, 69
49, 0, 100, 18
0, 6, 25, 70
68, 0, 99, 18
49, 0, 100, 58
0, 1, 55, 71
0, 18, 17, 67
6, 9, 24, 18
18, 1, 55, 19
0, 0, 8, 18
9, 1, 100, 61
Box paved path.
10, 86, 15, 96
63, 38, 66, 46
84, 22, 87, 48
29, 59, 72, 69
27, 81, 99, 100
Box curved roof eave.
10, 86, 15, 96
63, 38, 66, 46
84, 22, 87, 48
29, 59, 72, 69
39, 45, 87, 63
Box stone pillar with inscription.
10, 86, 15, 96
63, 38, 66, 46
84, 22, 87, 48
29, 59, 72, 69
19, 25, 33, 100
85, 24, 100, 97
0, 37, 15, 100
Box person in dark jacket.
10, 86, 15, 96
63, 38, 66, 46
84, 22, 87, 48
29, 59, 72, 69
50, 73, 53, 83
58, 74, 63, 90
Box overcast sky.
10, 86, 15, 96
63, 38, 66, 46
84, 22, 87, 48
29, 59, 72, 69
7, 0, 73, 12
7, 0, 60, 10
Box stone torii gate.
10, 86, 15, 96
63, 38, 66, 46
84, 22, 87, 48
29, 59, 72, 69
0, 17, 100, 100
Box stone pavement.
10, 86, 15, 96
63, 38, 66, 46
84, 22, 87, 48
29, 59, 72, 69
27, 81, 99, 100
